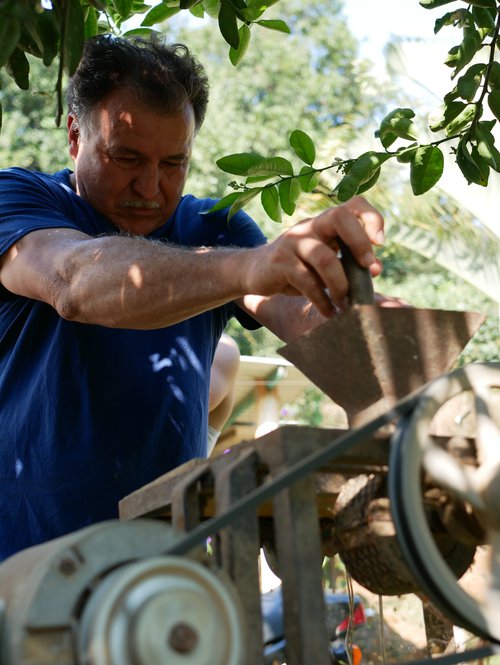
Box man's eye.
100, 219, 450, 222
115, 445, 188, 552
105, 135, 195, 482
116, 156, 139, 164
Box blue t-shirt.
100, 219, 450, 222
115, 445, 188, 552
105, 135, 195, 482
0, 167, 266, 559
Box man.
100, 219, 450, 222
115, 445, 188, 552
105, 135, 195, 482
0, 35, 388, 560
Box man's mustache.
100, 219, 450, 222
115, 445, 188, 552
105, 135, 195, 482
122, 200, 161, 209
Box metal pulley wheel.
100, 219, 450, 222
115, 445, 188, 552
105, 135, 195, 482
388, 362, 500, 642
0, 520, 244, 665
78, 556, 243, 665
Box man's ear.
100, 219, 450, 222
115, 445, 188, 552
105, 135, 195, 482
67, 114, 80, 159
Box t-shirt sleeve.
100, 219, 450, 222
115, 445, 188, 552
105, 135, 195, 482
0, 168, 80, 258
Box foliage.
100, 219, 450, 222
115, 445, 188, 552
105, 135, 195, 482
170, 0, 382, 207
209, 1, 500, 222
0, 0, 285, 128
0, 1, 499, 224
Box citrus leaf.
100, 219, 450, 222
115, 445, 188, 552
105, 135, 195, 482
456, 63, 486, 101
261, 186, 282, 223
202, 192, 242, 213
419, 0, 457, 7
6, 48, 29, 90
229, 23, 251, 66
218, 0, 240, 49
255, 19, 290, 34
216, 152, 265, 175
247, 156, 294, 177
142, 4, 180, 25
487, 89, 500, 122
429, 100, 466, 131
410, 145, 444, 195
379, 108, 418, 148
488, 61, 500, 89
298, 166, 320, 192
434, 9, 467, 34
356, 167, 381, 196
474, 123, 500, 171
289, 129, 316, 165
63, 0, 85, 75
0, 13, 21, 68
278, 178, 301, 216
335, 175, 360, 203
445, 102, 477, 135
456, 140, 488, 185
112, 0, 134, 19
228, 187, 262, 220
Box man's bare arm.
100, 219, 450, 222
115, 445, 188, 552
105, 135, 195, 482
0, 196, 387, 331
0, 228, 250, 329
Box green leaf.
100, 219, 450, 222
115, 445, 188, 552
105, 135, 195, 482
378, 108, 418, 148
261, 186, 282, 223
444, 27, 483, 78
6, 48, 29, 90
112, 0, 134, 19
180, 0, 201, 8
123, 27, 159, 37
335, 152, 391, 202
456, 140, 488, 185
278, 178, 301, 216
216, 152, 265, 175
419, 0, 457, 8
201, 0, 221, 19
255, 19, 290, 34
0, 13, 21, 68
0, 99, 2, 132
229, 23, 251, 66
356, 167, 381, 196
228, 187, 262, 219
298, 166, 320, 192
466, 0, 496, 7
489, 61, 500, 89
428, 100, 466, 131
63, 0, 85, 75
471, 6, 496, 34
289, 129, 316, 165
35, 9, 60, 66
84, 6, 99, 38
434, 9, 467, 34
218, 0, 240, 50
335, 175, 360, 203
396, 144, 419, 163
456, 63, 486, 101
410, 145, 444, 195
445, 102, 477, 135
142, 4, 180, 26
202, 191, 242, 213
487, 89, 500, 122
474, 123, 500, 171
247, 156, 294, 177
190, 3, 205, 18
347, 151, 392, 185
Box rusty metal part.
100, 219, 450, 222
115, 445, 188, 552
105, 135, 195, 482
331, 474, 476, 596
280, 307, 485, 427
0, 520, 244, 665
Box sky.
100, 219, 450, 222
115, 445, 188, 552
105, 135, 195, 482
342, 0, 457, 97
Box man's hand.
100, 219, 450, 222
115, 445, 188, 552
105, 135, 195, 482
240, 196, 385, 318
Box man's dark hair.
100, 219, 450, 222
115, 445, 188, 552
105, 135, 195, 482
66, 35, 209, 131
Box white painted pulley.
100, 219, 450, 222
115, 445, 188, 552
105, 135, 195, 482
78, 556, 244, 665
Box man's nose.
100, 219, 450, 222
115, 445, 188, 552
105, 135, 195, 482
132, 164, 161, 199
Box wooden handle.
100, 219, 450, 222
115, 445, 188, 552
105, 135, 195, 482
338, 239, 375, 305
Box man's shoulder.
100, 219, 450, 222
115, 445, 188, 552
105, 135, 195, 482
0, 167, 72, 194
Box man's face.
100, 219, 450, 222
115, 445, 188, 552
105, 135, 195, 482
68, 88, 196, 236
